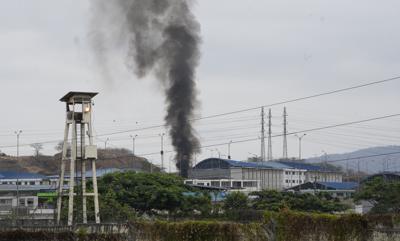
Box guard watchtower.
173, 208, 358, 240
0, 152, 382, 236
57, 92, 100, 225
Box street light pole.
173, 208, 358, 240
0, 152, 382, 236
294, 134, 307, 160
14, 130, 22, 222
215, 148, 221, 158
130, 135, 138, 170
227, 141, 232, 159
104, 138, 110, 149
159, 133, 165, 171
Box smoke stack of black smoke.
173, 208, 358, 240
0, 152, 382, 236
90, 0, 201, 177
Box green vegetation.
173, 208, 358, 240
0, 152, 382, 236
265, 210, 371, 241
94, 172, 352, 222
131, 221, 268, 241
251, 190, 348, 213
223, 192, 249, 211
98, 172, 211, 221
355, 176, 400, 214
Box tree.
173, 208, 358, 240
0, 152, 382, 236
97, 171, 211, 218
223, 192, 249, 211
54, 141, 71, 156
251, 190, 348, 213
355, 177, 400, 214
30, 143, 43, 157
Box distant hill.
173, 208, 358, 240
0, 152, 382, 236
305, 145, 400, 174
0, 148, 161, 175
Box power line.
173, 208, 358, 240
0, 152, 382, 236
93, 75, 400, 137
198, 113, 400, 149
1, 75, 399, 148
325, 151, 400, 164
187, 75, 400, 120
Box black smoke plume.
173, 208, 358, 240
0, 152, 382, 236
90, 0, 201, 177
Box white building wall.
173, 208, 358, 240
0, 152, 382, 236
305, 171, 342, 183
283, 169, 306, 189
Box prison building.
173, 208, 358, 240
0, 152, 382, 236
278, 161, 343, 183
189, 158, 308, 190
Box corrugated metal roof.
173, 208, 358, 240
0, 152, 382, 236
48, 167, 124, 179
195, 158, 296, 170
317, 182, 359, 190
0, 172, 48, 180
277, 161, 325, 171
0, 185, 57, 191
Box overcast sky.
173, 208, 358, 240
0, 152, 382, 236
1, 0, 400, 171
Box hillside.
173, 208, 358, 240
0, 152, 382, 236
0, 148, 161, 175
306, 145, 400, 174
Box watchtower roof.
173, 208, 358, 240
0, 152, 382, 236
60, 91, 98, 103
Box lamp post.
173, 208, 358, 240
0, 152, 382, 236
227, 141, 232, 159
214, 148, 221, 158
104, 138, 110, 149
130, 135, 138, 170
159, 133, 165, 171
14, 130, 22, 222
294, 134, 307, 160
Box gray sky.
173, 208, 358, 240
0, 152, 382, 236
1, 0, 400, 171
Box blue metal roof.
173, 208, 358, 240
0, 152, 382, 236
0, 171, 47, 180
318, 182, 359, 190
48, 168, 124, 179
194, 158, 295, 170
277, 161, 325, 171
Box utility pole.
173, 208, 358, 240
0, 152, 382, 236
215, 148, 221, 158
282, 107, 288, 159
357, 159, 361, 184
267, 109, 272, 161
260, 107, 266, 162
130, 134, 138, 169
322, 150, 328, 182
104, 138, 110, 149
159, 133, 165, 171
14, 130, 22, 224
294, 134, 306, 160
228, 141, 232, 159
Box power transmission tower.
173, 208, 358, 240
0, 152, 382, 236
282, 107, 288, 159
267, 109, 273, 161
260, 107, 266, 162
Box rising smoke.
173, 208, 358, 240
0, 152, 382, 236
90, 0, 201, 177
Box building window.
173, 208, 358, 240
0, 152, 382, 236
292, 172, 295, 175
19, 198, 25, 206
243, 181, 256, 187
0, 199, 12, 206
232, 181, 242, 188
27, 198, 34, 207
211, 181, 220, 187
285, 180, 289, 183
29, 181, 35, 185
292, 180, 295, 183
221, 181, 230, 187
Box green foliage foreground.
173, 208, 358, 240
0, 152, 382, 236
129, 211, 376, 241
266, 210, 371, 241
